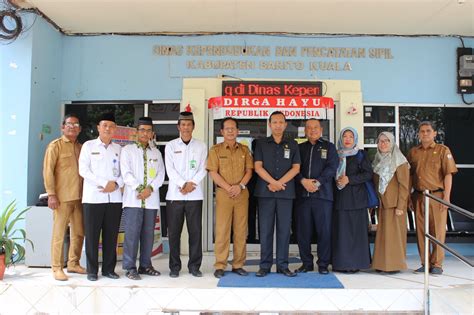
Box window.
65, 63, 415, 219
149, 103, 180, 120
65, 103, 144, 143
364, 103, 474, 235
364, 106, 395, 124
398, 107, 445, 155
363, 104, 398, 160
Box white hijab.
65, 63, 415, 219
372, 132, 409, 194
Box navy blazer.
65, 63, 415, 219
334, 150, 374, 211
296, 139, 338, 201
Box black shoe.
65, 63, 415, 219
102, 271, 120, 279
385, 270, 400, 275
346, 269, 359, 274
295, 265, 314, 273
87, 274, 98, 281
318, 266, 329, 274
256, 268, 269, 277
231, 268, 248, 276
277, 268, 297, 277
169, 270, 179, 278
190, 270, 203, 277
214, 269, 225, 278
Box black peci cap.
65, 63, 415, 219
178, 111, 194, 121
137, 116, 153, 126
98, 112, 116, 124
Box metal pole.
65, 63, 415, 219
424, 190, 430, 315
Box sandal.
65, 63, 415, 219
126, 269, 141, 280
138, 266, 161, 276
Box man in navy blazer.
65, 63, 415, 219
295, 119, 338, 274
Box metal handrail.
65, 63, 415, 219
425, 192, 474, 220
423, 190, 474, 315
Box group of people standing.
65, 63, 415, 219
43, 109, 457, 282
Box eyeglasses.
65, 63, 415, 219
65, 122, 80, 128
138, 128, 153, 133
378, 139, 390, 144
223, 127, 237, 132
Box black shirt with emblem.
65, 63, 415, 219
253, 136, 301, 199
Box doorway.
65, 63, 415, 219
208, 117, 336, 251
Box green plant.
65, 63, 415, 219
0, 200, 33, 266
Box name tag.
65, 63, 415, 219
112, 159, 120, 177
321, 149, 327, 159
284, 149, 290, 159
91, 152, 100, 155
174, 151, 182, 154
149, 167, 157, 178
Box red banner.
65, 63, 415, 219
208, 96, 334, 120
209, 96, 333, 108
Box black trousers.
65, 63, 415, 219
258, 197, 293, 270
296, 198, 333, 268
166, 200, 203, 272
82, 203, 122, 275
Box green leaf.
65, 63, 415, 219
6, 208, 29, 235
1, 200, 33, 267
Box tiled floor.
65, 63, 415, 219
0, 252, 472, 314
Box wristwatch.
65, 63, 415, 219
239, 183, 246, 190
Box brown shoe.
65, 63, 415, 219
67, 265, 87, 274
53, 269, 68, 281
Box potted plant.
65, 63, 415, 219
0, 200, 33, 280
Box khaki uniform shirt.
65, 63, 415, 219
43, 135, 83, 202
374, 162, 410, 211
207, 142, 254, 188
407, 142, 457, 192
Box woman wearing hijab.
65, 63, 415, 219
332, 127, 373, 273
372, 132, 410, 273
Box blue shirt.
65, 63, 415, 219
254, 136, 301, 199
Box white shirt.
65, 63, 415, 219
79, 138, 124, 204
165, 137, 208, 201
121, 143, 165, 209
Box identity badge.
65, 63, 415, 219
190, 159, 197, 170
113, 168, 120, 177
321, 149, 327, 159
149, 167, 157, 178
284, 149, 290, 159
113, 159, 120, 177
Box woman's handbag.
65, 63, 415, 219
356, 151, 379, 208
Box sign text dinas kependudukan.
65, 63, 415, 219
208, 81, 334, 120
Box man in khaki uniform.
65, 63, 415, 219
407, 121, 457, 275
43, 114, 86, 281
207, 117, 253, 278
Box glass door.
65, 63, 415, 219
208, 117, 335, 252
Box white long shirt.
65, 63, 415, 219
121, 143, 165, 209
165, 137, 208, 201
79, 138, 123, 204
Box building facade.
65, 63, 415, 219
1, 16, 473, 250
